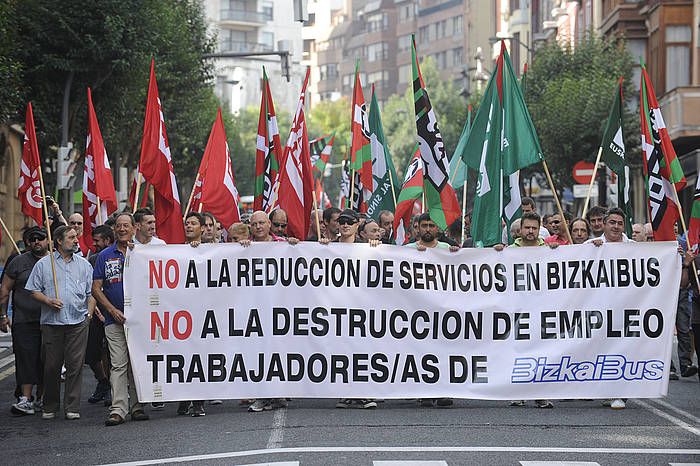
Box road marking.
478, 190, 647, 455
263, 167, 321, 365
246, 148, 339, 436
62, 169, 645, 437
237, 463, 299, 466
0, 353, 15, 369
97, 446, 700, 466
374, 462, 447, 465
0, 365, 14, 381
520, 462, 600, 465
634, 399, 700, 437
648, 398, 700, 424
266, 407, 287, 449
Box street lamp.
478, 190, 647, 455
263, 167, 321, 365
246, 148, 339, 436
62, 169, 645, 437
489, 34, 532, 68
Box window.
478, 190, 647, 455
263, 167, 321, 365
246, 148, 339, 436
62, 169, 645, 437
320, 64, 338, 80
367, 13, 388, 32
419, 26, 429, 44
303, 39, 314, 58
398, 64, 411, 84
665, 25, 691, 91
399, 4, 415, 21
304, 12, 316, 26
261, 32, 275, 50
262, 1, 273, 20
398, 34, 412, 52
367, 70, 388, 84
367, 42, 388, 62
436, 20, 447, 39
453, 16, 463, 35
452, 47, 464, 66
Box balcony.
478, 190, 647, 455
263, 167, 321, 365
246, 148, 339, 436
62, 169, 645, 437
219, 9, 268, 27
659, 86, 700, 148
218, 39, 274, 54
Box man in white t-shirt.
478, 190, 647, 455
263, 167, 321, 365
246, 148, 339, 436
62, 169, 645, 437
133, 208, 166, 245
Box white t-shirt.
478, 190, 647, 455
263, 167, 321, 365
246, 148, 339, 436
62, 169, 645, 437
134, 236, 166, 245
584, 233, 633, 244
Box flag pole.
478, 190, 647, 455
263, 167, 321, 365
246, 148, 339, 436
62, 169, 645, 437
37, 165, 59, 299
542, 160, 572, 244
581, 147, 603, 217
669, 183, 700, 291
132, 172, 142, 212
460, 183, 468, 245
183, 173, 200, 220
387, 166, 398, 209
312, 187, 322, 240
96, 196, 102, 226
0, 215, 21, 254
350, 168, 356, 210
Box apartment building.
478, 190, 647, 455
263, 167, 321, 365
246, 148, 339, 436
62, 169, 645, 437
204, 0, 305, 114
309, 0, 495, 105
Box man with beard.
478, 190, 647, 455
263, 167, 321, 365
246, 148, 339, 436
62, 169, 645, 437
1, 227, 49, 415
407, 213, 460, 252
322, 207, 341, 241
26, 225, 93, 420
405, 213, 458, 408
133, 208, 166, 245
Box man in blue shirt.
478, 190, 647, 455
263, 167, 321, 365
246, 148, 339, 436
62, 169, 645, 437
26, 225, 93, 420
92, 212, 150, 426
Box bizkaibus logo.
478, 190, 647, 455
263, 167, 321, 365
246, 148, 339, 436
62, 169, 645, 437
511, 355, 664, 383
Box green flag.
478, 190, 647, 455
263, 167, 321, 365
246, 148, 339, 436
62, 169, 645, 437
600, 77, 632, 237
460, 42, 543, 247
449, 104, 472, 189
366, 89, 399, 219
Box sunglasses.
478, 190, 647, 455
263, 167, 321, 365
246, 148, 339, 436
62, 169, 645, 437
338, 218, 357, 226
27, 237, 45, 243
70, 221, 83, 225
272, 222, 287, 228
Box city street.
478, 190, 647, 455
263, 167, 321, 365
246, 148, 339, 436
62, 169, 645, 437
0, 331, 698, 466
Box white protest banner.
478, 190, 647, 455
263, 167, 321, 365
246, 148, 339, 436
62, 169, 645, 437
123, 242, 680, 402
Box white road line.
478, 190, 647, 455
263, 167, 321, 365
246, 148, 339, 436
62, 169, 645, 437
634, 399, 700, 437
520, 462, 600, 466
265, 407, 287, 449
97, 446, 700, 466
669, 463, 700, 465
236, 463, 299, 466
648, 398, 700, 425
0, 354, 15, 369
374, 462, 448, 465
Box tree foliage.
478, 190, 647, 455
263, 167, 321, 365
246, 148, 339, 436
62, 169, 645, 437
525, 34, 639, 188
7, 0, 218, 195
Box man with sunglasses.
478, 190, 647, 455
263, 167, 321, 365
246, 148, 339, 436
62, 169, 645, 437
269, 208, 288, 238
1, 227, 49, 415
543, 212, 571, 246
68, 213, 88, 256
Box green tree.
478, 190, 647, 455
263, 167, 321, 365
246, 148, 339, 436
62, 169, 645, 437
0, 0, 22, 123
10, 0, 217, 196
524, 34, 639, 188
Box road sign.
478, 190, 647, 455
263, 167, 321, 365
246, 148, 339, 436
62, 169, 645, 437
572, 161, 596, 184
573, 184, 598, 198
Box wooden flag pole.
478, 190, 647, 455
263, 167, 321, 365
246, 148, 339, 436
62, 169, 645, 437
311, 187, 322, 240
183, 172, 201, 221
387, 166, 397, 209
349, 167, 356, 209
542, 160, 572, 244
0, 215, 21, 254
96, 196, 102, 226
461, 181, 468, 245
132, 172, 142, 213
36, 167, 59, 299
581, 147, 604, 218
669, 183, 700, 292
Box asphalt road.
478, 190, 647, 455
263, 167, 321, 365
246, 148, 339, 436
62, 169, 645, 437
0, 331, 698, 466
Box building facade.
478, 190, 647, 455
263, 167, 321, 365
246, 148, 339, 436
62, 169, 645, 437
204, 0, 305, 115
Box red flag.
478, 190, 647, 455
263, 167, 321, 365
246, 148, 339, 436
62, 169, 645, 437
393, 146, 423, 245
274, 67, 314, 240
83, 88, 117, 252
18, 103, 44, 226
192, 109, 241, 229
137, 59, 185, 244
640, 66, 686, 241
254, 68, 283, 212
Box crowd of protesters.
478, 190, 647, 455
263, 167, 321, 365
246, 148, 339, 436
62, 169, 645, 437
0, 196, 697, 425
